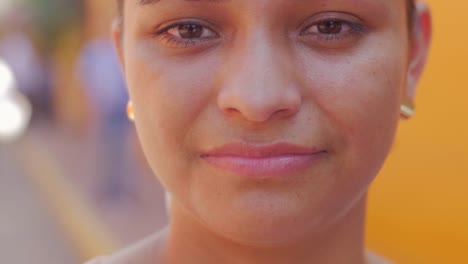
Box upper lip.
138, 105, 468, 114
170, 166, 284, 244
201, 142, 325, 158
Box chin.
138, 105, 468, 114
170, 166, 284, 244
198, 189, 341, 247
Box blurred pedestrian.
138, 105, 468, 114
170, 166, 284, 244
77, 37, 134, 202
0, 10, 51, 122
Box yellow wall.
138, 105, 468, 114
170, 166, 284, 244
366, 1, 468, 263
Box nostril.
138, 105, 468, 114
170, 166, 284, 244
218, 88, 302, 122
276, 108, 291, 116
217, 69, 302, 122
225, 107, 240, 115
273, 107, 298, 119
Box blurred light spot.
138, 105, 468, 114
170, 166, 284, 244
0, 0, 14, 18
0, 94, 31, 142
0, 59, 16, 97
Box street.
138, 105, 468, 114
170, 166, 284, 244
1, 121, 168, 263
0, 141, 79, 264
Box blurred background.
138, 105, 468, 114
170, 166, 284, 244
0, 0, 466, 263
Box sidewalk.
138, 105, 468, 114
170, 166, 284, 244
1, 143, 78, 264
16, 122, 168, 261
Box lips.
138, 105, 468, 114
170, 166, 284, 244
200, 142, 326, 178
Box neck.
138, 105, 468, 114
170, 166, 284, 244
163, 195, 368, 264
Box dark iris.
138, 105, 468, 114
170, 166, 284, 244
178, 24, 203, 39
317, 21, 343, 34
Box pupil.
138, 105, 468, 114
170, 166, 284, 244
178, 24, 203, 39
318, 21, 342, 34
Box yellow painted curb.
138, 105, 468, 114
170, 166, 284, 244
16, 136, 119, 262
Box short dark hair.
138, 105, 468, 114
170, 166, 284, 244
116, 0, 416, 27
117, 0, 123, 15
407, 0, 416, 27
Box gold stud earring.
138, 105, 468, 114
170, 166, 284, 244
127, 101, 135, 122
400, 97, 415, 119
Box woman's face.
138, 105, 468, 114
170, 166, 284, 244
116, 0, 420, 244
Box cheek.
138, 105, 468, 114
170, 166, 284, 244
317, 54, 403, 146
300, 43, 406, 188
124, 41, 223, 185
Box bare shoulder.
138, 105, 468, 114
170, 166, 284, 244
83, 256, 110, 264
366, 250, 394, 264
83, 229, 168, 264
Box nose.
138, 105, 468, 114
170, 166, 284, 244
217, 34, 302, 123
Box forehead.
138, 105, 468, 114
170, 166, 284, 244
138, 0, 227, 4
124, 0, 409, 23
132, 0, 401, 8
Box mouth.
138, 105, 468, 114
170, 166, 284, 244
200, 142, 327, 178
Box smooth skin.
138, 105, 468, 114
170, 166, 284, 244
87, 0, 431, 263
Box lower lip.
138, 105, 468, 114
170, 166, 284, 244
201, 153, 325, 178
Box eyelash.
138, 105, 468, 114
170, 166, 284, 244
154, 21, 218, 49
153, 20, 366, 49
301, 20, 367, 43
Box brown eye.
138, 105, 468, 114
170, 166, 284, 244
178, 24, 203, 39
155, 21, 220, 49
301, 19, 362, 38
166, 23, 217, 40
317, 21, 343, 34
300, 18, 367, 49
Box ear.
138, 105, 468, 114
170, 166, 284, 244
406, 1, 432, 100
111, 18, 126, 73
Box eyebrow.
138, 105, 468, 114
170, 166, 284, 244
139, 0, 229, 6
139, 0, 160, 5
